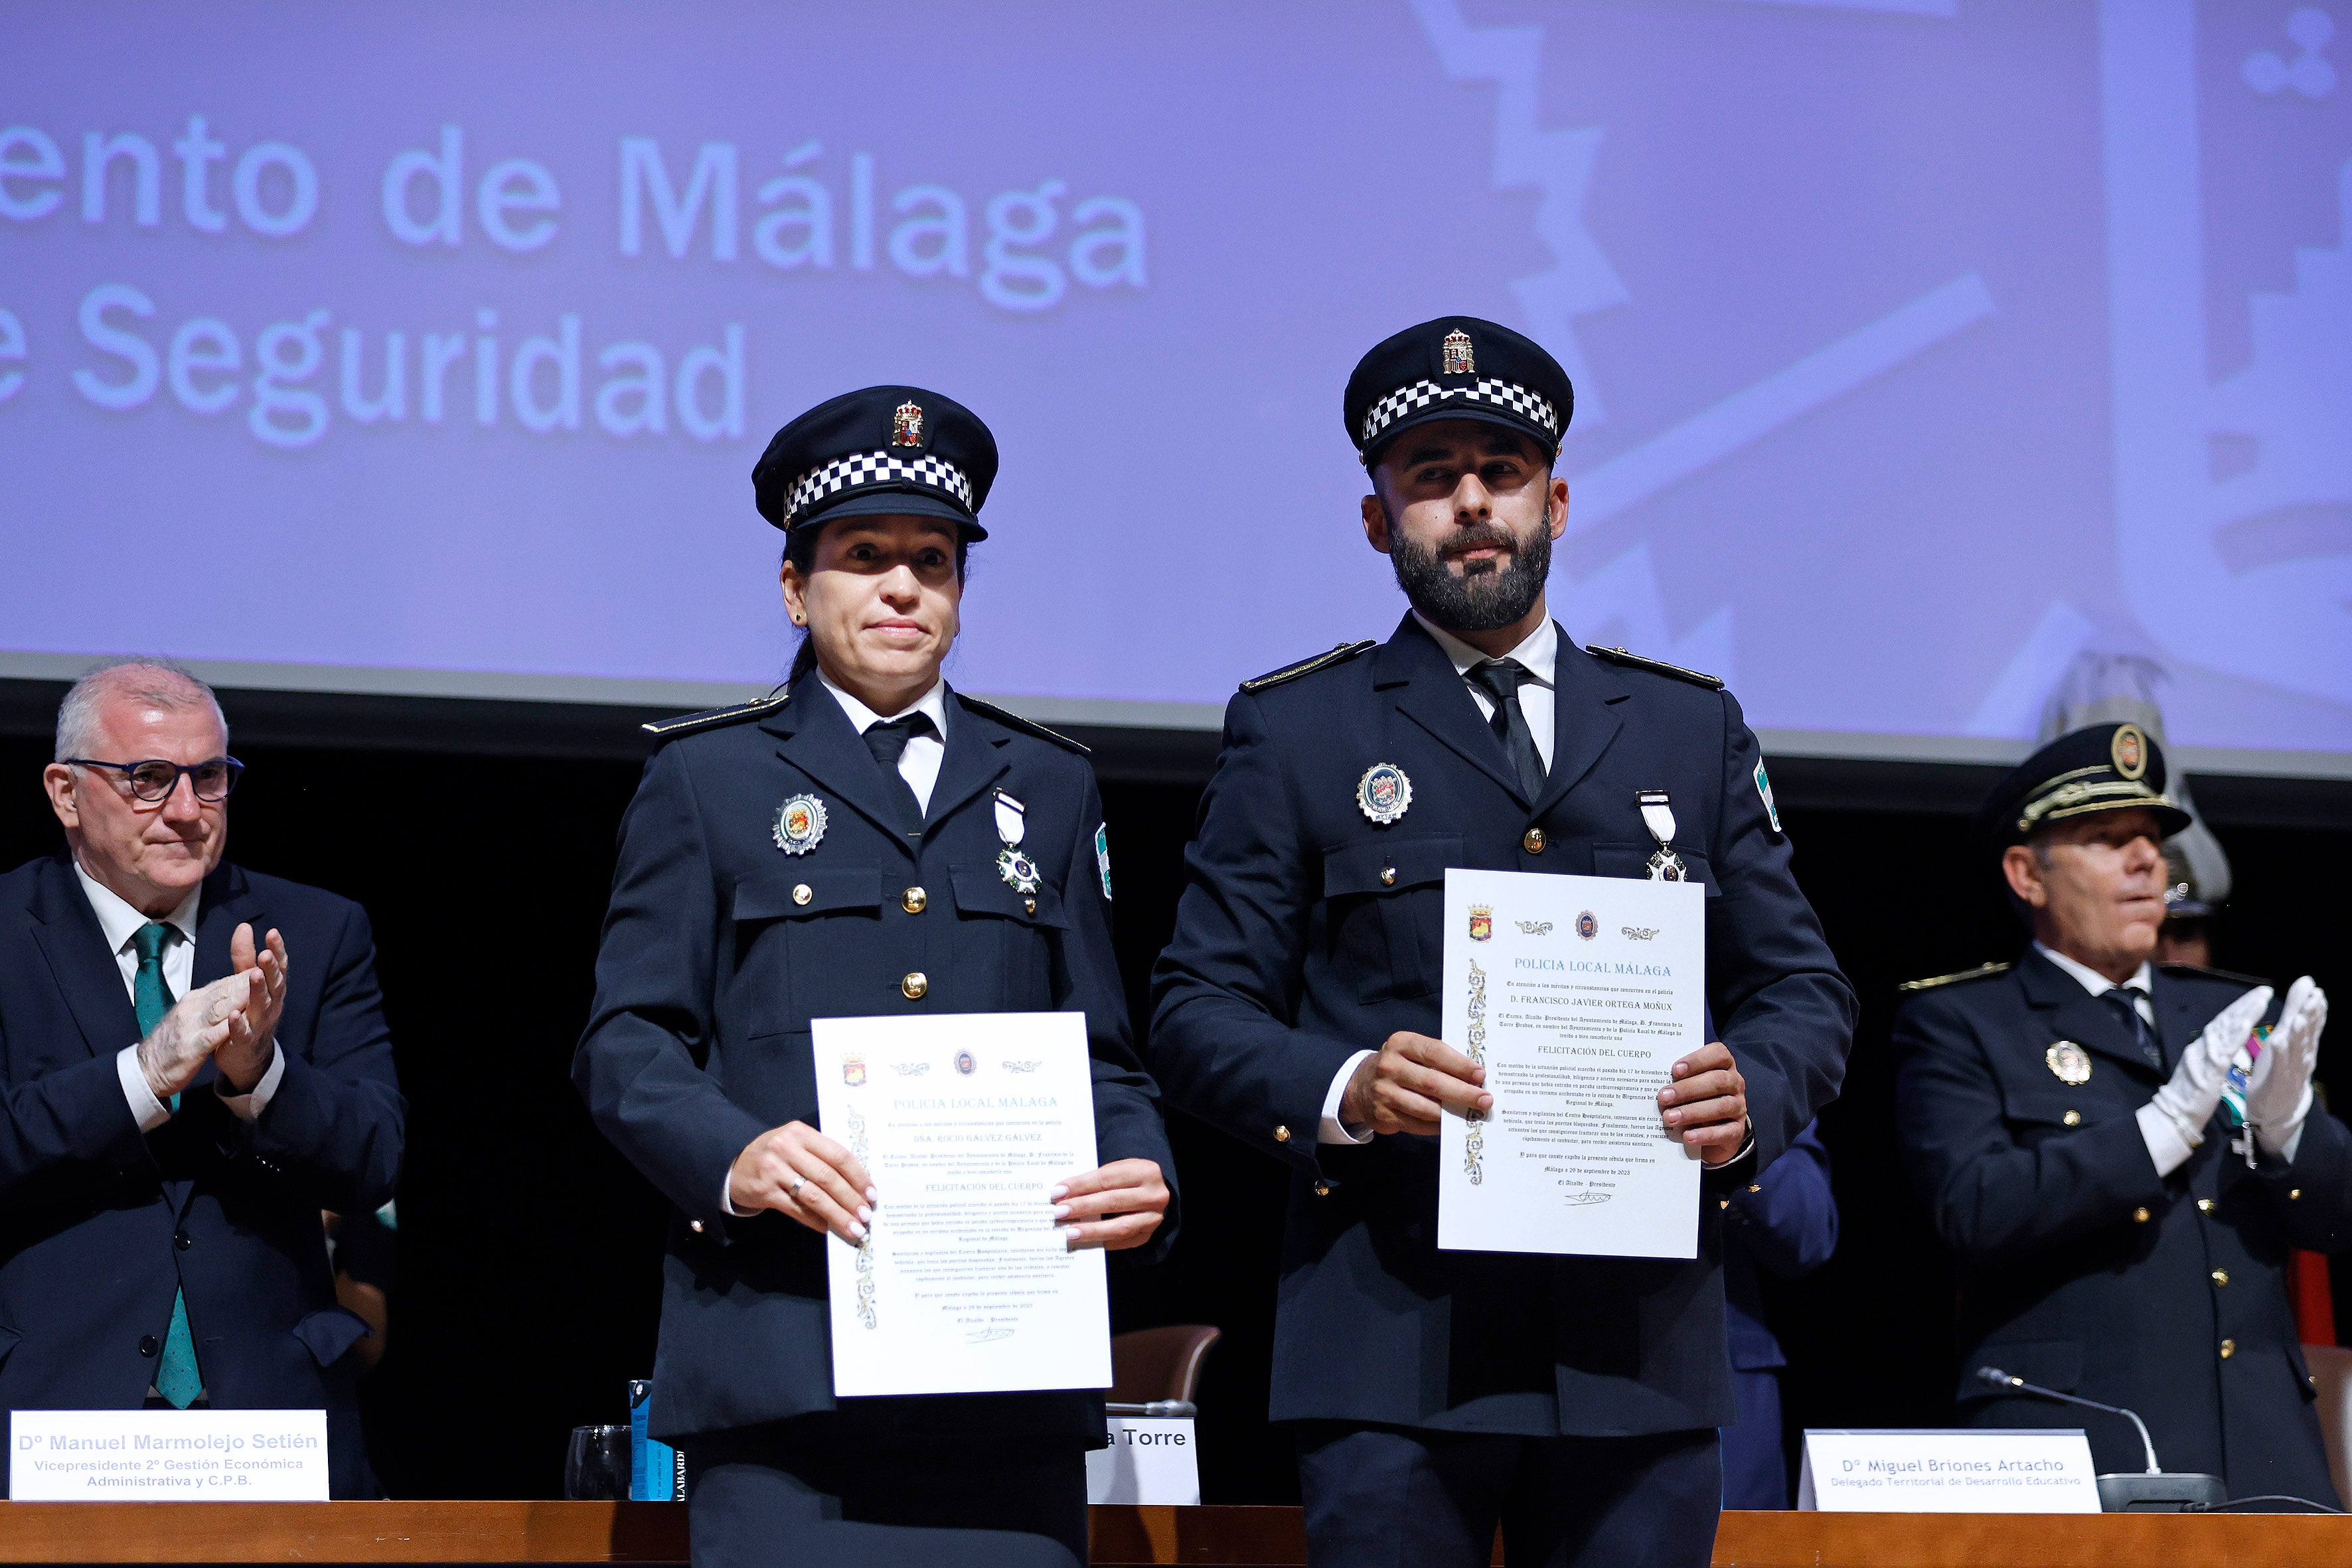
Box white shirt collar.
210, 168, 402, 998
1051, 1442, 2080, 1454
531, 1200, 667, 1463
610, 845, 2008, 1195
819, 673, 951, 740
1412, 613, 1557, 688
74, 858, 200, 955
2035, 941, 2153, 1000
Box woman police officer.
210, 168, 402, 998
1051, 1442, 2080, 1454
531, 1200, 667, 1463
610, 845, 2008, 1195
575, 386, 1175, 1567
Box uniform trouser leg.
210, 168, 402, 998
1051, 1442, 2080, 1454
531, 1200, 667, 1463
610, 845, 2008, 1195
1719, 1367, 1789, 1510
1297, 1421, 1721, 1568
684, 1426, 1087, 1568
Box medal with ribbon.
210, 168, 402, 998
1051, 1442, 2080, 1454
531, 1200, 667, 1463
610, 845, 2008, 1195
994, 789, 1042, 894
1636, 790, 1688, 882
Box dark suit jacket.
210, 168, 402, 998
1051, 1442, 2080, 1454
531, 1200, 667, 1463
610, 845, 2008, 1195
1149, 616, 1856, 1436
1718, 1119, 1835, 1508
0, 855, 404, 1498
1722, 1119, 1836, 1375
574, 677, 1176, 1450
1895, 949, 2350, 1501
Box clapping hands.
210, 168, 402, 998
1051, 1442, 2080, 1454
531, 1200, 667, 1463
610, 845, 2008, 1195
133, 923, 288, 1101
2246, 977, 2329, 1160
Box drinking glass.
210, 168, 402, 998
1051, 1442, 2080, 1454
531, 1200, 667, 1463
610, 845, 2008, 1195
564, 1424, 629, 1500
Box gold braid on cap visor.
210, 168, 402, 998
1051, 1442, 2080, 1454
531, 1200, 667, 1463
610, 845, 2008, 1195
2016, 765, 2179, 834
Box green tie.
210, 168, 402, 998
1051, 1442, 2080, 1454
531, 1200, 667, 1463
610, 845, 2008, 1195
131, 922, 202, 1409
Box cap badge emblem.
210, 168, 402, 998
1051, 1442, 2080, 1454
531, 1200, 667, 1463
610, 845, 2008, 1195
773, 794, 828, 856
2111, 723, 2148, 781
892, 400, 924, 446
1468, 904, 1493, 941
2046, 1040, 2092, 1086
1441, 330, 1474, 376
1356, 763, 1413, 825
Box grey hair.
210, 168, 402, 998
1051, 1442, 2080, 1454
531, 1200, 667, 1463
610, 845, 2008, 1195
54, 658, 230, 763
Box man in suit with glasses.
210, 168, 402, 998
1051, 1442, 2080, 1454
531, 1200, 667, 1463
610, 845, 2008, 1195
1, 659, 402, 1496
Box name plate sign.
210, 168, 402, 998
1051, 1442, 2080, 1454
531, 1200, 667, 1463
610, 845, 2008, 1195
1084, 1417, 1200, 1506
1798, 1429, 2100, 1513
11, 1410, 330, 1500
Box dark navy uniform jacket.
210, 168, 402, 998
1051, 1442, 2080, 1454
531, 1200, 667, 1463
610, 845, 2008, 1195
1895, 949, 2352, 1500
575, 676, 1175, 1450
1150, 615, 1855, 1436
0, 856, 402, 1498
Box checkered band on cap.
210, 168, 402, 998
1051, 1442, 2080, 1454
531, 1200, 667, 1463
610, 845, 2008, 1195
785, 449, 975, 522
1359, 377, 1560, 450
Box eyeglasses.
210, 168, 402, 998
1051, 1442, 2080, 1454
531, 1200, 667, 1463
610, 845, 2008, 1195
66, 757, 244, 803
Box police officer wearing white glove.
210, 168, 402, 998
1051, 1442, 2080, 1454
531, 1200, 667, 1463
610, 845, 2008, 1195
1895, 723, 2346, 1504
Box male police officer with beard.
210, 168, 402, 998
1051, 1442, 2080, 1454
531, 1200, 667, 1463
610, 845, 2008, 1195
1895, 724, 2341, 1503
1150, 319, 1855, 1567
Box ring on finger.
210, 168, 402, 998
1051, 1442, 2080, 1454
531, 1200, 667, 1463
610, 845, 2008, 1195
786, 1174, 807, 1198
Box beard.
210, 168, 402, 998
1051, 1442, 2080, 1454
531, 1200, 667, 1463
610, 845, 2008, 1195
1387, 514, 1553, 634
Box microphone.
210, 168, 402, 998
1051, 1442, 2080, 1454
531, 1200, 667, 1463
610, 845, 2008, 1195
1974, 1366, 2225, 1511
1104, 1399, 1196, 1418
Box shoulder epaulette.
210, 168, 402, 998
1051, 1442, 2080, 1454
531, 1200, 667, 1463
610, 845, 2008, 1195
1588, 645, 1724, 690
640, 689, 789, 741
955, 694, 1089, 755
1897, 961, 2013, 994
2159, 962, 2273, 990
1241, 640, 1377, 694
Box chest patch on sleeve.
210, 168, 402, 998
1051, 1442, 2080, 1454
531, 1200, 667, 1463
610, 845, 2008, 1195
1754, 759, 1782, 835
1094, 823, 1113, 901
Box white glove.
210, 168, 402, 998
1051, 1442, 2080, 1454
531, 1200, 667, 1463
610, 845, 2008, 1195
2246, 977, 2328, 1163
2137, 985, 2270, 1177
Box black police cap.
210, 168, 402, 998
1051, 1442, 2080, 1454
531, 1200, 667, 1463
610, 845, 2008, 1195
1344, 316, 1574, 467
751, 385, 996, 540
1974, 722, 2193, 850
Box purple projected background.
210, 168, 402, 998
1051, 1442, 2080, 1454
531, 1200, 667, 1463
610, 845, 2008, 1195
2, 1, 2348, 759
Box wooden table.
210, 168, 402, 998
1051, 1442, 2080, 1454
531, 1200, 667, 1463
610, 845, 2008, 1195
0, 1502, 2348, 1565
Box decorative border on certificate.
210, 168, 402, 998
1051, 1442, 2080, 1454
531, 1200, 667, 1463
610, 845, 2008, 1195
847, 1103, 878, 1329
1463, 958, 1487, 1185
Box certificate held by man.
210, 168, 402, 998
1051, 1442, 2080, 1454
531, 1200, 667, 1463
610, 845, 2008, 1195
811, 1012, 1113, 1399
1438, 868, 1707, 1259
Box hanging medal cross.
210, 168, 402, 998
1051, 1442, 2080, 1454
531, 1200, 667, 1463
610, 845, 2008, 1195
1637, 790, 1687, 882
994, 790, 1042, 894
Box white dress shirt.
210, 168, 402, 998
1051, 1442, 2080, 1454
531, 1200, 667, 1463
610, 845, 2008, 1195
1411, 613, 1557, 771
76, 860, 281, 1133
2034, 941, 2156, 1030
1318, 618, 1559, 1144
821, 673, 950, 815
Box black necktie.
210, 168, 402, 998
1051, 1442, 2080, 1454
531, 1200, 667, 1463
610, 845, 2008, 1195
1466, 659, 1547, 802
2102, 988, 2163, 1070
862, 714, 934, 832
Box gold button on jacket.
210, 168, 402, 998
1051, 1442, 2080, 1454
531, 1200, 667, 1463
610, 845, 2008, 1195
901, 971, 929, 1000
902, 886, 927, 913
1522, 828, 1547, 854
